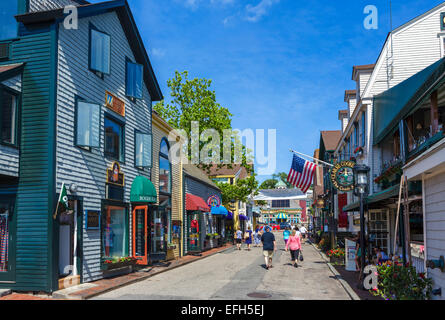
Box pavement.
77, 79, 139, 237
92, 232, 352, 300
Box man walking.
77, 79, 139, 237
261, 226, 276, 270
299, 225, 307, 242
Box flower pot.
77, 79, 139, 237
101, 260, 136, 271
329, 256, 344, 265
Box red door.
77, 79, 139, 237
133, 206, 148, 265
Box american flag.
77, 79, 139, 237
287, 154, 317, 193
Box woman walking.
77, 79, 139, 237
283, 227, 290, 246
254, 226, 262, 247
285, 229, 302, 268
245, 226, 253, 251
235, 228, 243, 250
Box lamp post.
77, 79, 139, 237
353, 164, 370, 280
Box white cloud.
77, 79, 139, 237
245, 0, 279, 22
151, 48, 166, 58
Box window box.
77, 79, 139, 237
101, 257, 137, 271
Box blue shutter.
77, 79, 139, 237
135, 132, 152, 167
126, 61, 143, 99
76, 101, 100, 148
90, 29, 110, 74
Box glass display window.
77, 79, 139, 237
102, 206, 128, 259
0, 204, 10, 272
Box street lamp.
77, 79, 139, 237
353, 164, 370, 282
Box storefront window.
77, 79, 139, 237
102, 206, 128, 259
0, 202, 11, 272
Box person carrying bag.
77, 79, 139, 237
285, 230, 302, 268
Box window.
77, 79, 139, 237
76, 100, 100, 148
159, 139, 171, 194
1, 89, 18, 146
104, 116, 124, 161
360, 113, 366, 147
135, 132, 152, 168
440, 34, 445, 58
354, 124, 359, 149
126, 60, 143, 99
272, 200, 290, 208
89, 26, 110, 75
102, 206, 128, 259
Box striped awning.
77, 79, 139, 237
276, 212, 288, 219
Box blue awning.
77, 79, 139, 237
210, 205, 228, 216
373, 58, 444, 145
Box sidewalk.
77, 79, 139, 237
54, 243, 234, 300
0, 243, 234, 301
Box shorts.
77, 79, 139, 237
290, 249, 300, 261
301, 234, 306, 239
236, 239, 242, 244
263, 250, 274, 258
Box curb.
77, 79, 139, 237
310, 242, 360, 301
58, 245, 234, 300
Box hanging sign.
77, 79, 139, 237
107, 161, 125, 187
105, 91, 125, 117
85, 210, 100, 230
207, 195, 221, 208
330, 161, 355, 192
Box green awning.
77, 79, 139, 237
342, 184, 400, 212
130, 176, 157, 203
373, 58, 444, 145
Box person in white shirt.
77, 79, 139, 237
299, 225, 307, 241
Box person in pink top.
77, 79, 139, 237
285, 230, 302, 268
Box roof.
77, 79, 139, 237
373, 57, 444, 145
15, 0, 163, 101
321, 131, 342, 151
0, 63, 24, 81
254, 189, 311, 201
275, 180, 287, 189
207, 164, 249, 179
352, 64, 375, 80
338, 109, 348, 120
344, 90, 356, 102
183, 164, 220, 190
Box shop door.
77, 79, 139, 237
187, 212, 201, 252
133, 206, 148, 265
0, 199, 15, 283
368, 210, 389, 254
150, 207, 167, 260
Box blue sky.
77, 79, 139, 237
120, 0, 442, 182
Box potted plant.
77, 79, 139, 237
371, 261, 433, 300
326, 248, 345, 265
167, 242, 176, 250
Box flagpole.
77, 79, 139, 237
289, 149, 334, 168
53, 183, 64, 220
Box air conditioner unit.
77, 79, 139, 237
0, 43, 10, 60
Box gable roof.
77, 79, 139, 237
321, 130, 342, 152
207, 164, 249, 179
183, 164, 220, 190
15, 0, 163, 101
352, 64, 375, 80
344, 89, 356, 102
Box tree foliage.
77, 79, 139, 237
153, 71, 253, 173
259, 179, 278, 190
216, 174, 260, 205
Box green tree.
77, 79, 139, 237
272, 172, 294, 188
216, 173, 260, 205
154, 71, 252, 173
259, 179, 278, 190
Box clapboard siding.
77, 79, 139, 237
0, 29, 56, 291
29, 0, 80, 12
184, 175, 221, 254
152, 125, 183, 258
56, 12, 152, 282
424, 172, 445, 299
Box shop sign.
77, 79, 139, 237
207, 195, 221, 208
85, 210, 100, 230
105, 91, 125, 117
107, 161, 125, 186
330, 161, 355, 192
316, 199, 325, 208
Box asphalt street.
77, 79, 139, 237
93, 231, 351, 300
